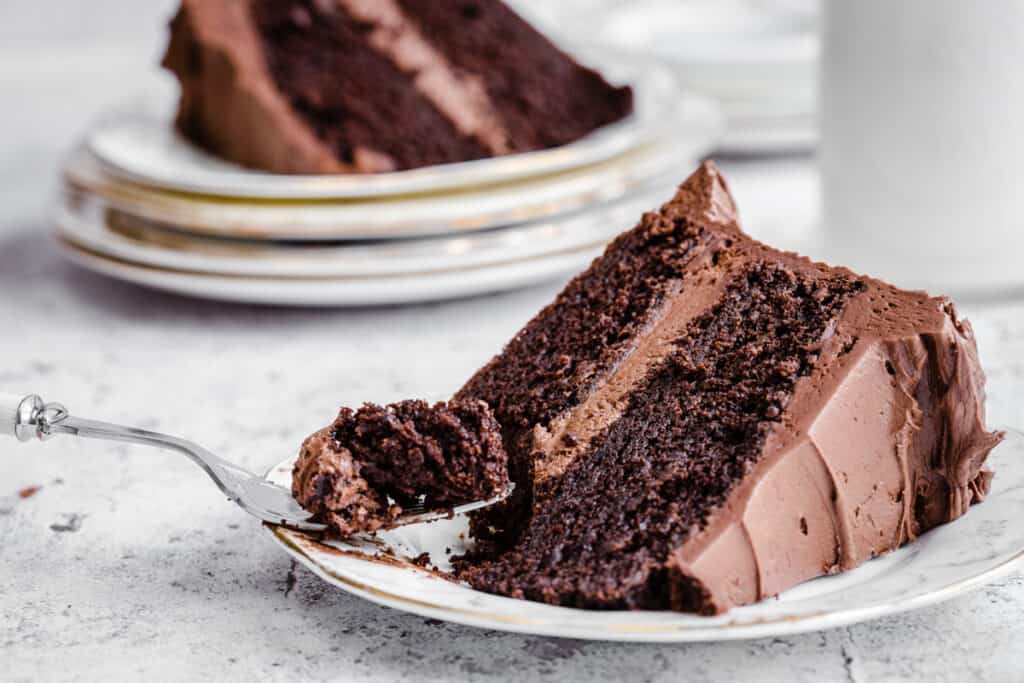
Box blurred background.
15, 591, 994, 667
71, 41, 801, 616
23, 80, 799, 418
10, 0, 1019, 300
7, 0, 834, 307
1, 0, 820, 220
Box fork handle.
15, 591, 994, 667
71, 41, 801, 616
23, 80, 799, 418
0, 391, 253, 497
0, 393, 72, 442
0, 391, 324, 529
0, 393, 46, 441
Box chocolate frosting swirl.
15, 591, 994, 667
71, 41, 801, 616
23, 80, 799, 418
660, 173, 1004, 613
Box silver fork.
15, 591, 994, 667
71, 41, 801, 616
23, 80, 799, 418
1, 393, 510, 532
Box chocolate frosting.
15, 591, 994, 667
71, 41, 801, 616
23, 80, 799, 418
668, 290, 1001, 612
513, 162, 1003, 613
163, 0, 368, 174
292, 428, 401, 536
662, 169, 1002, 612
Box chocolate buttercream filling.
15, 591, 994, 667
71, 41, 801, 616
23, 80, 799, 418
529, 263, 730, 493
527, 168, 743, 494
337, 0, 511, 155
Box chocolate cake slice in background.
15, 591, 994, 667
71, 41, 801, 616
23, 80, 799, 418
162, 0, 633, 174
293, 399, 508, 536
454, 161, 1003, 614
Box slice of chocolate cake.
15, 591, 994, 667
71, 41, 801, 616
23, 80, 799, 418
293, 399, 508, 536
162, 0, 633, 174
454, 161, 1003, 614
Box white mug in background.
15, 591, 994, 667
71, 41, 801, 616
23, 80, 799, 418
819, 0, 1024, 294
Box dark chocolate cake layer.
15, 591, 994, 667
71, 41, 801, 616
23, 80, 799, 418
455, 161, 1003, 613
293, 400, 508, 536
162, 0, 632, 174
395, 0, 633, 153
455, 164, 741, 545
252, 0, 491, 170
458, 266, 863, 609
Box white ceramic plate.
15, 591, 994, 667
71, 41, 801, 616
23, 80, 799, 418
55, 187, 665, 279
56, 237, 603, 307
263, 429, 1024, 642
65, 87, 720, 242
87, 50, 682, 200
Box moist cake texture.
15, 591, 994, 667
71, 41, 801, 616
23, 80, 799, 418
293, 399, 508, 536
162, 0, 633, 174
454, 161, 1003, 613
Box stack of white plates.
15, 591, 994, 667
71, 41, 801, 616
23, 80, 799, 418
585, 0, 819, 154
56, 50, 723, 306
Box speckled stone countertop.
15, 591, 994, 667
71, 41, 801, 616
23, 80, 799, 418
2, 3, 1024, 681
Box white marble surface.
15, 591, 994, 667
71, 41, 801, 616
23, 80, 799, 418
3, 3, 1024, 681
